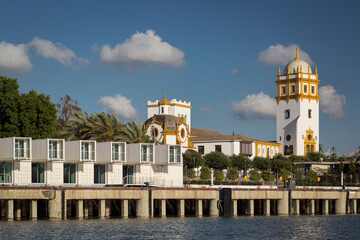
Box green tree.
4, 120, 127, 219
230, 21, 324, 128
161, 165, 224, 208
0, 76, 20, 137
87, 112, 124, 142
289, 154, 307, 162
18, 90, 57, 139
253, 157, 271, 171
200, 166, 211, 180
230, 154, 251, 171
338, 160, 345, 173
329, 146, 337, 161
280, 168, 291, 179
294, 168, 304, 183
215, 170, 224, 181
262, 169, 275, 181
249, 169, 261, 182
56, 94, 82, 129
227, 167, 238, 180
271, 154, 292, 173
305, 170, 318, 185
121, 121, 151, 143
204, 151, 230, 170
349, 159, 356, 174
187, 168, 195, 178
306, 152, 328, 162
183, 151, 204, 168
57, 111, 92, 140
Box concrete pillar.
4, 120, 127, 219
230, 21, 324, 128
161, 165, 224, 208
161, 200, 166, 217
137, 191, 150, 218
249, 200, 254, 216
7, 200, 14, 220
177, 200, 185, 217
209, 199, 219, 217
265, 200, 270, 216
15, 200, 21, 220
30, 200, 37, 220
294, 200, 300, 215
84, 200, 89, 218
105, 200, 111, 218
121, 200, 128, 218
76, 200, 83, 219
277, 191, 289, 216
99, 200, 106, 219
354, 199, 357, 214
233, 200, 238, 216
322, 200, 329, 215
310, 200, 315, 215
196, 200, 203, 217
335, 192, 347, 214
49, 190, 62, 219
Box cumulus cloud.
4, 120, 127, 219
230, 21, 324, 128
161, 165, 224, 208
319, 85, 346, 118
28, 36, 88, 65
100, 30, 185, 72
258, 44, 314, 66
98, 94, 138, 120
231, 69, 239, 75
0, 41, 32, 73
200, 106, 221, 116
230, 92, 276, 120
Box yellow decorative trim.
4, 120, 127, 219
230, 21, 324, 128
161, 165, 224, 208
304, 129, 316, 155
295, 47, 300, 60
146, 103, 192, 109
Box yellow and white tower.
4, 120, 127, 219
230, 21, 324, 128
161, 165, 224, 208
276, 48, 320, 156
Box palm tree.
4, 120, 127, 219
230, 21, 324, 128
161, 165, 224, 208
120, 121, 151, 143
57, 110, 93, 140
87, 112, 125, 142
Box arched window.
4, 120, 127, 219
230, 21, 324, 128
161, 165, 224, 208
311, 145, 314, 152
306, 145, 311, 154
284, 145, 289, 156
289, 145, 293, 154
267, 148, 270, 158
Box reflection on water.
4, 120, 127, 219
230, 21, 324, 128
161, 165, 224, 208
1, 215, 360, 239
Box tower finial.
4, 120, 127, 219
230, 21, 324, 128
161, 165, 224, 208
278, 67, 281, 75
295, 47, 300, 60
163, 92, 166, 100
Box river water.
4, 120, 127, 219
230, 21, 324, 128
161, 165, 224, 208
1, 215, 360, 239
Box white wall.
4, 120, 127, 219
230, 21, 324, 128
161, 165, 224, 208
107, 163, 123, 185
13, 161, 31, 185
46, 161, 63, 186
77, 162, 94, 185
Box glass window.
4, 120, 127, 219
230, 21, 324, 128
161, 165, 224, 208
291, 85, 295, 93
198, 146, 204, 155
282, 87, 286, 94
169, 146, 175, 163
81, 142, 89, 160
215, 145, 222, 152
0, 162, 12, 183
285, 110, 290, 119
32, 163, 44, 183
15, 139, 24, 158
304, 85, 307, 93
311, 86, 315, 94
308, 109, 312, 118
112, 144, 119, 161
141, 145, 147, 162
64, 163, 76, 183
49, 141, 58, 159
94, 165, 105, 184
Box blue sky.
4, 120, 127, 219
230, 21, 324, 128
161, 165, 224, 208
0, 0, 359, 156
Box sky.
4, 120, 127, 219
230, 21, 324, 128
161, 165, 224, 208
0, 0, 359, 156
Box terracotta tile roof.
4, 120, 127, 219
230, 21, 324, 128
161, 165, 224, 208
190, 128, 255, 142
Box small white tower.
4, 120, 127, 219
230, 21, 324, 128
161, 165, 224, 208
276, 48, 320, 156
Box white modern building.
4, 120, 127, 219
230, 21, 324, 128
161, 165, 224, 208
276, 48, 320, 156
0, 137, 183, 187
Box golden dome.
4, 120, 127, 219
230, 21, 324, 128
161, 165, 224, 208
158, 92, 171, 105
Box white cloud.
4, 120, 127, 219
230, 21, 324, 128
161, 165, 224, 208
100, 30, 185, 72
0, 41, 32, 73
319, 85, 346, 118
258, 44, 314, 66
98, 94, 138, 120
231, 69, 239, 75
28, 36, 88, 65
200, 106, 221, 116
230, 92, 276, 120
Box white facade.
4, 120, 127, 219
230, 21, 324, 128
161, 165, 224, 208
276, 49, 320, 156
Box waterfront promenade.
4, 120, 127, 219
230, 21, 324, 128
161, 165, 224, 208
1, 186, 359, 220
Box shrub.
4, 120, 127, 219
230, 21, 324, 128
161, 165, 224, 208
262, 170, 275, 181
200, 166, 211, 180
294, 168, 304, 182
183, 151, 204, 168
249, 169, 261, 182
305, 170, 318, 185
215, 170, 224, 181
227, 167, 238, 180
187, 168, 195, 179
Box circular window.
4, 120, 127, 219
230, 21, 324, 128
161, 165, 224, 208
181, 129, 185, 138
308, 134, 312, 141
151, 128, 158, 138
286, 135, 291, 141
